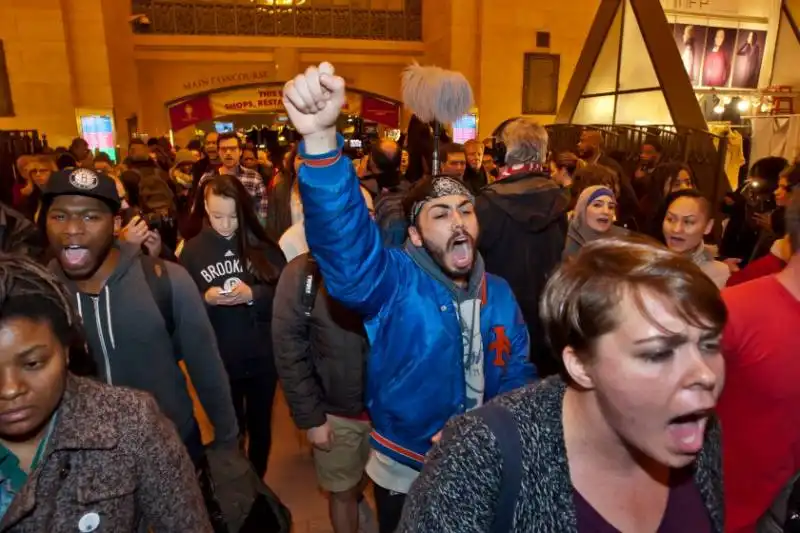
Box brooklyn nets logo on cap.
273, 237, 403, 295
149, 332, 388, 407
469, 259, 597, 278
69, 168, 99, 190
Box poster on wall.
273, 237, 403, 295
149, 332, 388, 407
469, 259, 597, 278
702, 27, 735, 87
169, 95, 213, 131
731, 29, 766, 89
672, 24, 707, 86
453, 114, 478, 144
79, 115, 116, 162
669, 23, 769, 89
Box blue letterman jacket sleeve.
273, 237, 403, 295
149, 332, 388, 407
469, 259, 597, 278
297, 135, 401, 318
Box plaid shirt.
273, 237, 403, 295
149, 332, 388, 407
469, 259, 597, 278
199, 165, 268, 223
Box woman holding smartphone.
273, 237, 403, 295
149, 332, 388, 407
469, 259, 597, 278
179, 174, 286, 478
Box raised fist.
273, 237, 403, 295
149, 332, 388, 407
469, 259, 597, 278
283, 62, 346, 138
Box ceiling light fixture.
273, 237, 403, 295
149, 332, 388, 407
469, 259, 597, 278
249, 0, 307, 5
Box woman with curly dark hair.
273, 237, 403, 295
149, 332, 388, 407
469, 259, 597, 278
0, 254, 211, 531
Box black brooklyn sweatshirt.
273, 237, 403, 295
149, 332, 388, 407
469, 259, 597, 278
180, 227, 285, 379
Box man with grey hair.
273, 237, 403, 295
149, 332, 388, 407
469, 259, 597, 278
504, 119, 549, 166
475, 118, 569, 377
463, 139, 489, 192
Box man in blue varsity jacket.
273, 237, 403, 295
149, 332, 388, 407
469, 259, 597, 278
283, 62, 536, 532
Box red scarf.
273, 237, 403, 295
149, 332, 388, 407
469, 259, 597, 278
496, 162, 546, 182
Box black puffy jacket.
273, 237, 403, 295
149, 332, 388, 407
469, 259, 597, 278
272, 253, 369, 430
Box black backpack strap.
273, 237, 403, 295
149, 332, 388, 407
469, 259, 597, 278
140, 255, 178, 358
473, 403, 523, 533
300, 255, 321, 317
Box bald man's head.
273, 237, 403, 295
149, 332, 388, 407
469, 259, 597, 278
578, 130, 604, 160
369, 140, 400, 173
369, 139, 402, 189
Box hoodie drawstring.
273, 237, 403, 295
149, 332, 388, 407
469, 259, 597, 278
75, 293, 84, 319
104, 286, 117, 350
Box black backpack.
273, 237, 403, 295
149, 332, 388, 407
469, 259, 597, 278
140, 255, 179, 358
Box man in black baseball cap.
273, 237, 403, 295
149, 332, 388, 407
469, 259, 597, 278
41, 168, 121, 280
43, 167, 121, 212
43, 163, 239, 531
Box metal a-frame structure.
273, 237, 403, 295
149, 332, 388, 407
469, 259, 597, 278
555, 0, 707, 130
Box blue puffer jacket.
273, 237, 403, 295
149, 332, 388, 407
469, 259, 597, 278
298, 138, 536, 470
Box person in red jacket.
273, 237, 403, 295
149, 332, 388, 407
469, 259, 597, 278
726, 235, 790, 286
718, 192, 800, 532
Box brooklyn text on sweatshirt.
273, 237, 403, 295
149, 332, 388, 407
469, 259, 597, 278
182, 228, 259, 294
199, 255, 244, 285
179, 227, 282, 380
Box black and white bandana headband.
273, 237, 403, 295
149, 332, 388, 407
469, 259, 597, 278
409, 176, 475, 225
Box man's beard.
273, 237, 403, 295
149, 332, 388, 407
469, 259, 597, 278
420, 226, 476, 281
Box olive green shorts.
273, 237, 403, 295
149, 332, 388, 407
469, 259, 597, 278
313, 415, 372, 493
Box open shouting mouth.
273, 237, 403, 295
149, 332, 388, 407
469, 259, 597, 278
449, 233, 473, 269
667, 408, 711, 455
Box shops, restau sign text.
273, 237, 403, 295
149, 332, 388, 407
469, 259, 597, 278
209, 86, 361, 116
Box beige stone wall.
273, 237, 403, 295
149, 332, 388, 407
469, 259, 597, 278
415, 0, 600, 139
475, 0, 599, 139
100, 0, 141, 146
0, 0, 77, 147
133, 35, 423, 142
136, 60, 278, 140
0, 0, 602, 150
0, 0, 139, 151
62, 0, 114, 109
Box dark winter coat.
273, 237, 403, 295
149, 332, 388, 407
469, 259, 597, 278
0, 203, 44, 261
0, 376, 211, 533
272, 253, 369, 430
398, 378, 724, 533
476, 172, 569, 377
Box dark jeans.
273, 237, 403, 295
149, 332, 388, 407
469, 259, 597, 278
373, 484, 407, 533
230, 372, 277, 478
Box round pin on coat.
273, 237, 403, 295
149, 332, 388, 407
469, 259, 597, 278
78, 512, 100, 532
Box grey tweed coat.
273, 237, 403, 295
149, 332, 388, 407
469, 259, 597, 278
398, 377, 724, 533
0, 375, 212, 533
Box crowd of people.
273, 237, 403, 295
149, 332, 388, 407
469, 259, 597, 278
0, 59, 796, 533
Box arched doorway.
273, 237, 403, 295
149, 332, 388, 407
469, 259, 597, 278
165, 82, 402, 152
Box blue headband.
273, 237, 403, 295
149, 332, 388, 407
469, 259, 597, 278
587, 187, 614, 205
